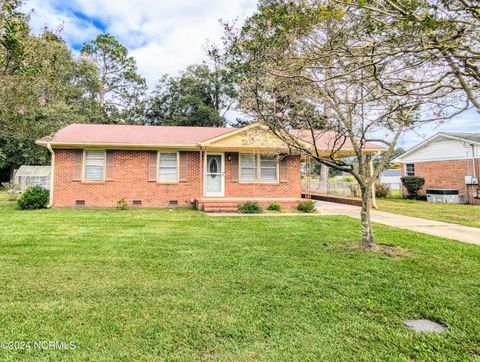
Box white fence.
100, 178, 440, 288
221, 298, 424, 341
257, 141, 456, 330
302, 180, 403, 199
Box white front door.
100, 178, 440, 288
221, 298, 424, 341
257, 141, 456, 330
205, 153, 224, 197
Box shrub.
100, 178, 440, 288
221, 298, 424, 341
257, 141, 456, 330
266, 202, 281, 211
401, 176, 425, 199
237, 201, 262, 213
117, 198, 129, 210
375, 182, 390, 198
297, 200, 316, 213
17, 186, 49, 210
339, 176, 356, 183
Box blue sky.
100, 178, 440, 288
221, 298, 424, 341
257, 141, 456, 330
24, 0, 478, 148
25, 0, 257, 87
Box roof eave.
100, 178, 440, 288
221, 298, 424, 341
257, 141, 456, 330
36, 141, 200, 150
394, 132, 480, 162
440, 133, 480, 146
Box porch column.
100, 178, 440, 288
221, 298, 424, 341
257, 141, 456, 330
199, 149, 204, 198
320, 164, 329, 182
368, 157, 377, 209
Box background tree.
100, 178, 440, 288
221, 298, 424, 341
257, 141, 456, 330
147, 60, 237, 127
353, 0, 480, 112
81, 34, 147, 124
1, 31, 101, 174
0, 0, 29, 76
222, 0, 461, 248
374, 148, 405, 170
0, 1, 101, 179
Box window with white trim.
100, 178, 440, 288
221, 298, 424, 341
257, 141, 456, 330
406, 163, 415, 176
84, 150, 105, 181
240, 153, 278, 182
240, 154, 256, 182
158, 152, 178, 181
259, 155, 278, 181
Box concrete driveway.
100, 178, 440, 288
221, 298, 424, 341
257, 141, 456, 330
315, 200, 480, 245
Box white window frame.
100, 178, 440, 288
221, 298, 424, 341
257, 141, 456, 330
405, 163, 415, 177
259, 154, 279, 183
157, 151, 179, 183
239, 153, 279, 184
82, 150, 106, 182
239, 153, 257, 183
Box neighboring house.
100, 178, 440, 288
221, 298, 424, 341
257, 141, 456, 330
37, 122, 383, 211
379, 169, 401, 188
393, 132, 480, 204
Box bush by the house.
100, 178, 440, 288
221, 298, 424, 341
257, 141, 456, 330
401, 176, 425, 199
375, 182, 391, 198
266, 202, 281, 211
237, 202, 262, 213
17, 186, 49, 210
117, 198, 129, 210
297, 200, 316, 213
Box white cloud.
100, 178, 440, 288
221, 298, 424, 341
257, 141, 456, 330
398, 108, 480, 149
25, 0, 99, 47
25, 0, 257, 88
22, 0, 480, 134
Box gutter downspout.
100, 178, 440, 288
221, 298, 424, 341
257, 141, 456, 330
472, 144, 479, 200
472, 144, 478, 179
47, 143, 55, 208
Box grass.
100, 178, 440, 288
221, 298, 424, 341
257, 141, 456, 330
0, 195, 479, 360
377, 198, 480, 228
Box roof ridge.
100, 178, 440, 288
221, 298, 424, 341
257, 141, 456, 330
64, 123, 234, 129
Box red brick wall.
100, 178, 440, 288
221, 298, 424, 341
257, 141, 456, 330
52, 149, 301, 208
401, 159, 476, 193
223, 153, 301, 199
401, 159, 480, 204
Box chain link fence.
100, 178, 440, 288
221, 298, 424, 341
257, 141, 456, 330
302, 180, 403, 199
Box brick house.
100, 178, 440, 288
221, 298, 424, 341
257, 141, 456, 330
37, 122, 381, 211
394, 132, 480, 204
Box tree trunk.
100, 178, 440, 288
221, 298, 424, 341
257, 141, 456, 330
360, 185, 374, 249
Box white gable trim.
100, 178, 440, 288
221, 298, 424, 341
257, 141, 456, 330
393, 133, 480, 163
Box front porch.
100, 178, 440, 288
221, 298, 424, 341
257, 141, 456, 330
196, 198, 303, 212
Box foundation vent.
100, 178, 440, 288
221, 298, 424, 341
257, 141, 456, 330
75, 200, 86, 207
169, 200, 179, 207
132, 200, 142, 207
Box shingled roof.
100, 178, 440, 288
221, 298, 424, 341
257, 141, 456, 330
37, 123, 384, 152
37, 124, 235, 146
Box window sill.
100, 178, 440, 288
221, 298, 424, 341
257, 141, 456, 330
156, 181, 180, 185
239, 181, 280, 185
81, 180, 105, 184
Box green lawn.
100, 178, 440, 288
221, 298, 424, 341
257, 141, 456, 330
378, 198, 480, 228
1, 196, 479, 361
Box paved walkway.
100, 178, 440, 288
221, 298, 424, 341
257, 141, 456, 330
315, 201, 480, 245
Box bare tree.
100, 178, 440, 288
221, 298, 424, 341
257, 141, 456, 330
222, 0, 465, 248
352, 0, 480, 112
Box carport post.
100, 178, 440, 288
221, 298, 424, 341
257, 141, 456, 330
368, 158, 377, 209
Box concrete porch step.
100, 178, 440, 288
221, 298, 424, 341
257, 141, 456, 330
197, 198, 303, 212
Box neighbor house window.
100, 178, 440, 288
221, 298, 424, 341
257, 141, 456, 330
406, 163, 415, 176
84, 150, 105, 181
158, 152, 178, 181
240, 154, 256, 182
240, 153, 278, 182
259, 155, 278, 182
